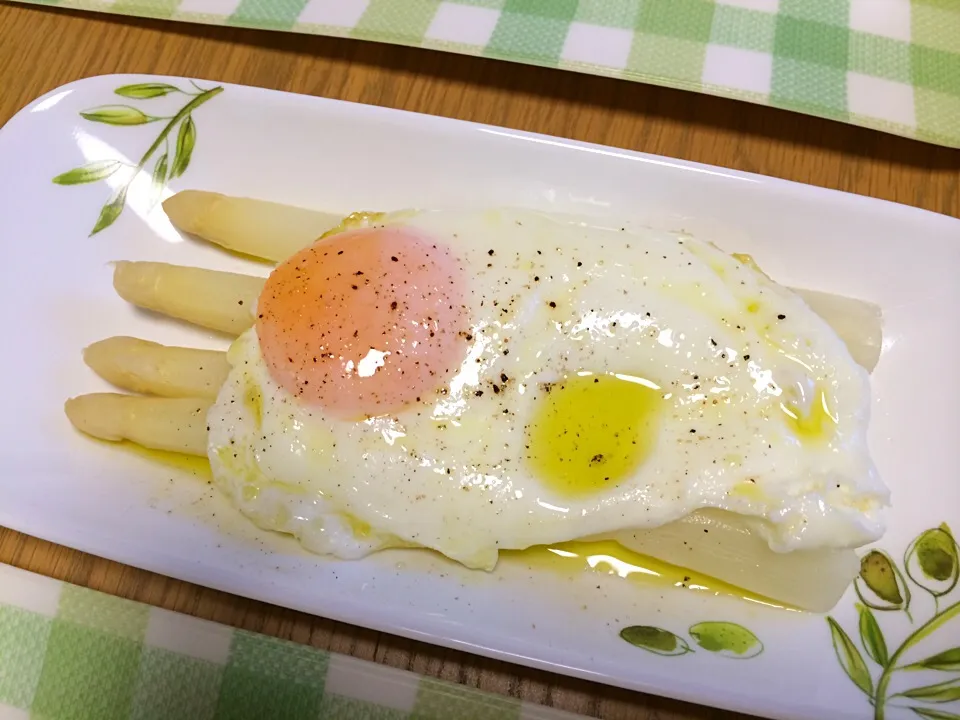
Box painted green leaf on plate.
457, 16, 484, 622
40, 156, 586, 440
170, 115, 196, 179
91, 187, 128, 236
80, 105, 155, 126
688, 622, 763, 659
620, 626, 691, 656
857, 549, 911, 612
912, 708, 960, 720
827, 617, 873, 696
150, 152, 169, 207
906, 647, 960, 672
857, 604, 888, 666
906, 524, 959, 597
115, 83, 179, 99
52, 160, 122, 185
898, 677, 960, 703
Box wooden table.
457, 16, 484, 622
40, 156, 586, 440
1, 3, 958, 718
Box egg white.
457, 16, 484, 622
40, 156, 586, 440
207, 208, 887, 569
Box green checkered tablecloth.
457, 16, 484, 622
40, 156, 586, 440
0, 564, 585, 720
8, 0, 960, 148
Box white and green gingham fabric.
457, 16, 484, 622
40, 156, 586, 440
0, 563, 586, 720
8, 0, 960, 148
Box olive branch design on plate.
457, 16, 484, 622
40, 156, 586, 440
52, 81, 223, 236
828, 523, 960, 720
620, 621, 763, 659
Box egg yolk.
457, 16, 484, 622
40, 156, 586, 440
527, 374, 662, 497
256, 226, 467, 419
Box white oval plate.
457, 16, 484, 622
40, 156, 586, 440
1, 75, 959, 720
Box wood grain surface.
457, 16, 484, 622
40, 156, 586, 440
1, 3, 958, 718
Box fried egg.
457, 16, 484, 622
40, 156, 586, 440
207, 207, 888, 570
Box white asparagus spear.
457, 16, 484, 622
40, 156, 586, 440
611, 510, 859, 613
112, 261, 264, 336
84, 337, 230, 399
64, 394, 211, 456
163, 190, 342, 262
